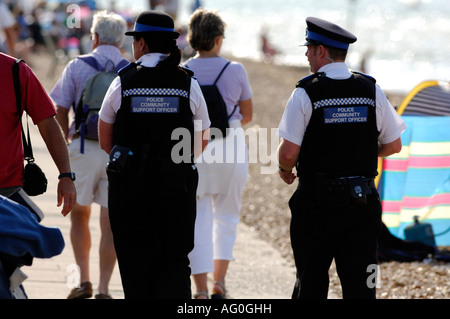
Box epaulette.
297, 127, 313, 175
296, 72, 325, 88
179, 65, 194, 77
118, 61, 135, 75
352, 71, 376, 84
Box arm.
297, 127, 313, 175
98, 76, 122, 155
3, 26, 16, 57
375, 86, 406, 158
193, 127, 209, 159
378, 137, 402, 158
37, 116, 76, 216
201, 129, 209, 152
0, 3, 16, 56
238, 98, 253, 126
98, 119, 114, 154
55, 105, 70, 142
277, 138, 300, 184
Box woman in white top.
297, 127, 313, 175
185, 8, 253, 299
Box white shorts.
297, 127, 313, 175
69, 138, 109, 207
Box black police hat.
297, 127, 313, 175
125, 10, 179, 39
304, 17, 356, 50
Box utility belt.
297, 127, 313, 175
106, 144, 196, 177
299, 175, 376, 207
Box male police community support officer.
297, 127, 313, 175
98, 11, 210, 299
277, 17, 406, 299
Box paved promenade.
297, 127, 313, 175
20, 123, 297, 299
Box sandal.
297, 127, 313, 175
193, 291, 209, 299
211, 281, 227, 299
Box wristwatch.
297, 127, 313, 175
277, 164, 291, 173
58, 172, 76, 181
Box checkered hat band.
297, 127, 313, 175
123, 88, 189, 98
314, 97, 375, 109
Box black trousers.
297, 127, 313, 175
289, 182, 382, 299
107, 161, 198, 299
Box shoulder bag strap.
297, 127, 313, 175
214, 61, 238, 119
213, 61, 231, 85
215, 61, 238, 119
12, 59, 34, 162
77, 54, 101, 71
115, 59, 129, 73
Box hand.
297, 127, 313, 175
57, 178, 77, 216
279, 170, 297, 185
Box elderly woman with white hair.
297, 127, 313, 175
50, 10, 129, 299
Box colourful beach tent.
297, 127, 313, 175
377, 80, 450, 246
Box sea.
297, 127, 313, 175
95, 0, 450, 94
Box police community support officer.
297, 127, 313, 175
277, 17, 406, 299
98, 11, 210, 299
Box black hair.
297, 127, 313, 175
136, 34, 181, 71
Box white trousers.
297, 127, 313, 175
188, 121, 248, 275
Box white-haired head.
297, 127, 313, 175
91, 10, 126, 47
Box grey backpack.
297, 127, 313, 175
75, 55, 128, 153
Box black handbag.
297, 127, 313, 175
12, 59, 47, 196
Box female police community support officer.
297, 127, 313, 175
277, 17, 407, 299
98, 11, 210, 299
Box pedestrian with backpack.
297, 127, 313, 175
184, 8, 253, 299
50, 11, 129, 299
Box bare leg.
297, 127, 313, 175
213, 259, 229, 296
70, 203, 91, 285
192, 273, 209, 299
98, 206, 116, 296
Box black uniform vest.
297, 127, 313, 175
114, 63, 194, 160
296, 72, 379, 179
